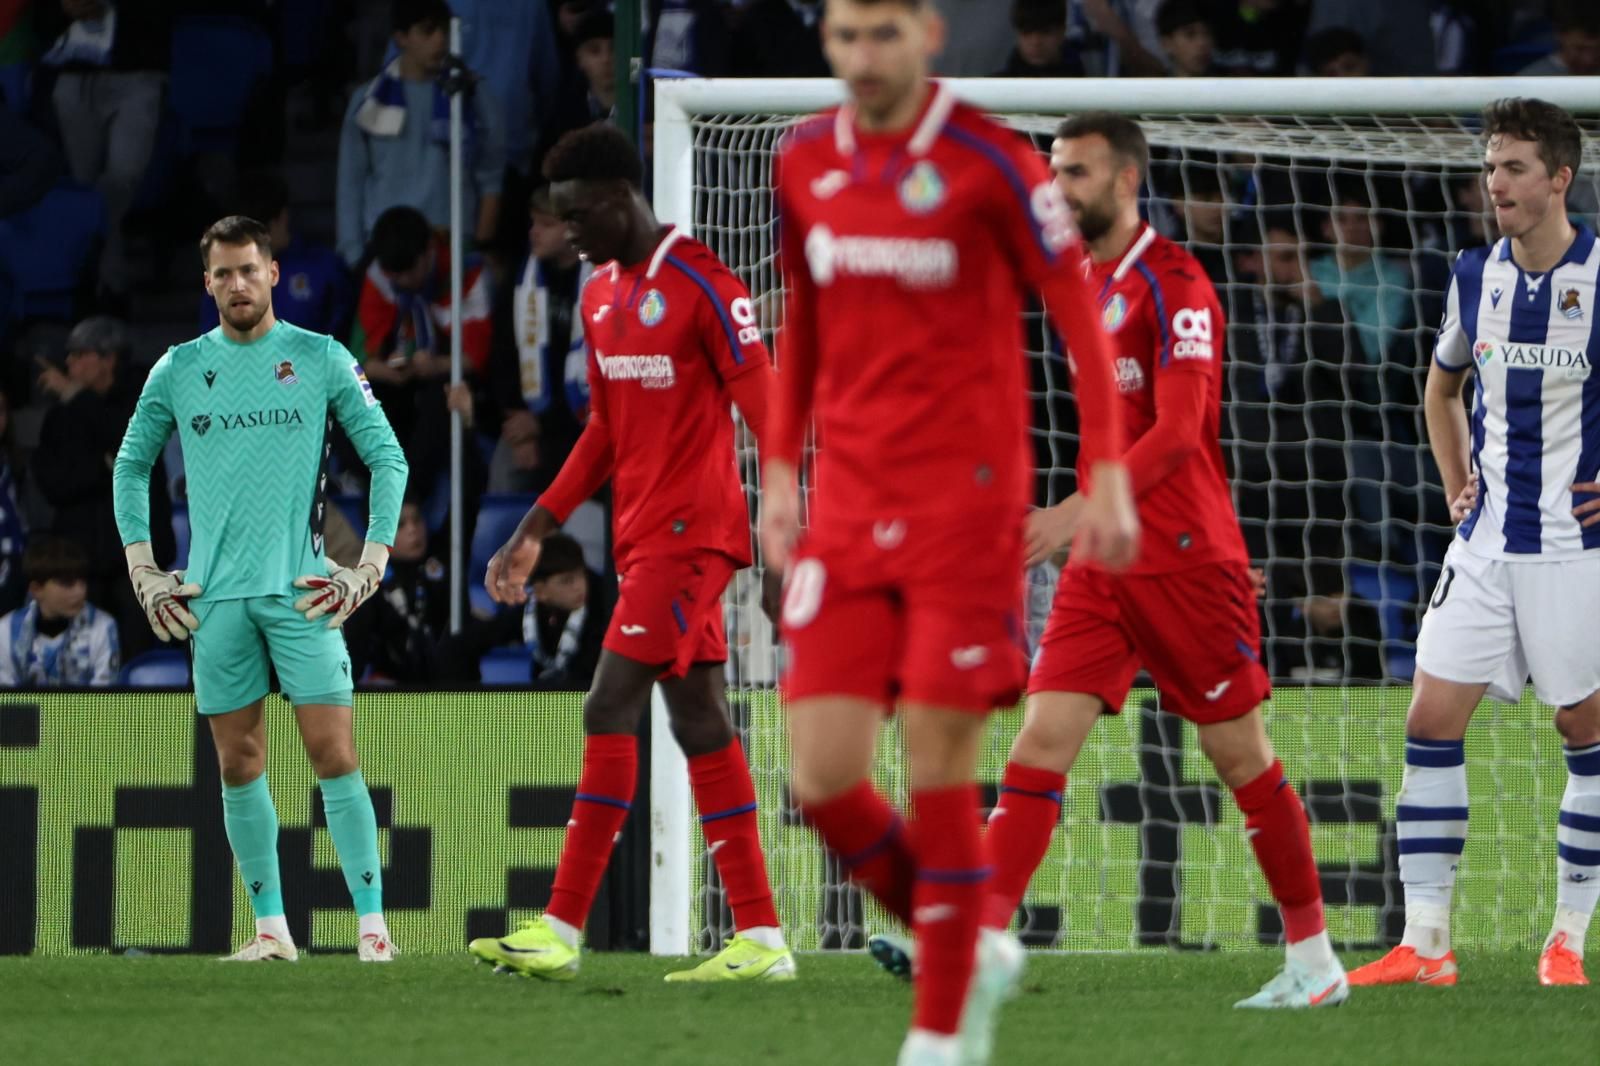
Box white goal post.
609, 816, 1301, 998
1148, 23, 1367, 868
648, 77, 1600, 957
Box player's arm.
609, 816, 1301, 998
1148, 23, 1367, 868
295, 343, 410, 628
760, 153, 817, 572
486, 341, 615, 606
1425, 255, 1477, 522
112, 355, 202, 642
690, 255, 774, 452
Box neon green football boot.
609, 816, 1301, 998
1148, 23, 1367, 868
664, 935, 797, 983
467, 916, 580, 981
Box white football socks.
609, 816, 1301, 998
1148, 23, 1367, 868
739, 925, 786, 951
1550, 742, 1600, 958
257, 915, 293, 944
545, 914, 580, 949
1396, 738, 1467, 957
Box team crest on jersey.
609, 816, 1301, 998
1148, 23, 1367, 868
1102, 293, 1129, 333
638, 289, 667, 327
1560, 288, 1584, 320
898, 161, 946, 215
275, 360, 298, 386
1473, 339, 1495, 366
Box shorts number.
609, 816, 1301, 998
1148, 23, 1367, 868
782, 559, 826, 630
1429, 565, 1456, 609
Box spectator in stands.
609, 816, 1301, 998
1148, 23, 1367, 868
1206, 0, 1308, 77
336, 0, 505, 268
0, 387, 26, 617
1309, 186, 1411, 370
934, 0, 1020, 75
648, 0, 732, 76
1302, 25, 1368, 76
199, 172, 353, 339
0, 535, 119, 685
993, 0, 1085, 77
0, 108, 63, 219
1157, 0, 1218, 76
544, 9, 617, 161
1520, 0, 1600, 77
1305, 0, 1436, 75
37, 0, 173, 312
1071, 0, 1167, 76
32, 315, 172, 658
729, 0, 829, 78
1171, 162, 1231, 285
352, 205, 492, 497
346, 499, 453, 682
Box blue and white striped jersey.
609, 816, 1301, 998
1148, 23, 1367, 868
1435, 225, 1600, 559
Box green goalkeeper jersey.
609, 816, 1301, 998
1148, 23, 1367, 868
113, 321, 408, 601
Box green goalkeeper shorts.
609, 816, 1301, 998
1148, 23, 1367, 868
189, 595, 354, 715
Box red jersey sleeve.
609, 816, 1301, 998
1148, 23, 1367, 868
677, 250, 774, 451
537, 335, 615, 523
989, 134, 1124, 473
768, 147, 819, 470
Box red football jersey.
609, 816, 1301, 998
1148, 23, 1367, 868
1080, 223, 1246, 575
548, 227, 769, 567
771, 82, 1119, 529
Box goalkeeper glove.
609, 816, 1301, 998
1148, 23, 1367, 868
126, 541, 202, 642
292, 542, 389, 628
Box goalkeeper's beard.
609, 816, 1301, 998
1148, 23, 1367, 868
222, 300, 269, 332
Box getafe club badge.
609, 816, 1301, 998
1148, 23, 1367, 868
1560, 288, 1583, 320
898, 161, 946, 215
1102, 293, 1129, 333
638, 289, 667, 326
275, 360, 298, 386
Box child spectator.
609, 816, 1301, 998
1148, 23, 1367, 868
1156, 0, 1216, 76
1520, 0, 1600, 77
0, 535, 119, 685
1303, 26, 1368, 77
346, 500, 454, 682
994, 0, 1085, 77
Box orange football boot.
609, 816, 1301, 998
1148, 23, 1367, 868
1537, 934, 1588, 986
1347, 945, 1459, 986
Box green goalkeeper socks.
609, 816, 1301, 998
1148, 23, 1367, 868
221, 774, 284, 920
318, 769, 383, 916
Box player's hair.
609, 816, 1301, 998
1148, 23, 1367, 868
199, 215, 273, 270
1482, 97, 1583, 182
1011, 0, 1066, 34
1055, 112, 1149, 181
370, 205, 435, 273
1155, 0, 1206, 37
1304, 26, 1365, 72
572, 9, 613, 47
392, 0, 451, 33
64, 315, 128, 360
1552, 0, 1600, 36
24, 536, 88, 587
543, 123, 643, 188
531, 533, 587, 582
236, 171, 290, 228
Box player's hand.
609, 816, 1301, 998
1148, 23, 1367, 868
759, 460, 801, 572
293, 543, 388, 628
485, 532, 542, 606
1248, 566, 1267, 601
1072, 463, 1139, 572
126, 542, 201, 642
1023, 496, 1084, 567
1572, 481, 1600, 528
1449, 473, 1479, 524
445, 382, 474, 429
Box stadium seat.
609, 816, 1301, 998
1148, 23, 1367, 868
171, 503, 190, 571
0, 181, 106, 321
120, 650, 191, 687
1347, 562, 1421, 681
480, 645, 532, 685
562, 500, 608, 575
168, 16, 275, 154
469, 494, 537, 616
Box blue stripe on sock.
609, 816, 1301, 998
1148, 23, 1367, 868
1397, 837, 1466, 856
1405, 744, 1466, 768
699, 802, 757, 824
1397, 805, 1471, 822
575, 792, 632, 811
917, 866, 992, 885
999, 785, 1062, 805
841, 820, 902, 867
1560, 809, 1600, 834
1558, 842, 1600, 867
1566, 745, 1600, 776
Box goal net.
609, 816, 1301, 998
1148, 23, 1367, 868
651, 77, 1600, 955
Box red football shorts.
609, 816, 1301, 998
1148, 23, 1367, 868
604, 550, 737, 678
1029, 561, 1270, 725
779, 511, 1027, 714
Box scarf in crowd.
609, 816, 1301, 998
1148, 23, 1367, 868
0, 462, 25, 589
524, 600, 587, 683
7, 602, 108, 685
512, 256, 592, 416
354, 57, 475, 147
41, 4, 116, 67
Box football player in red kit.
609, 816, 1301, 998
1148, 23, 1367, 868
760, 4, 1139, 1063
470, 125, 793, 983
974, 114, 1349, 1009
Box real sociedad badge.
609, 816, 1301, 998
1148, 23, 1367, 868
1102, 293, 1129, 333
898, 161, 946, 215
275, 360, 298, 386
1560, 288, 1583, 320
639, 289, 667, 326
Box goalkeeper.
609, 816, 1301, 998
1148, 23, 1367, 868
112, 216, 409, 962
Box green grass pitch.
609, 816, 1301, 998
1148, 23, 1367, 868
2, 952, 1595, 1065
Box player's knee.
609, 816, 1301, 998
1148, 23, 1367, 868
666, 704, 733, 758
582, 691, 638, 736
1011, 716, 1080, 773
216, 745, 264, 788
305, 739, 358, 780
1554, 696, 1600, 747
789, 764, 864, 809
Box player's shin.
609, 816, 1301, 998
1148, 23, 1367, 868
318, 769, 386, 936
545, 733, 638, 940
800, 780, 915, 924
907, 784, 985, 1036
1551, 741, 1600, 958
689, 738, 783, 944
1233, 759, 1332, 969
1396, 737, 1468, 957
222, 774, 290, 943
980, 763, 1065, 930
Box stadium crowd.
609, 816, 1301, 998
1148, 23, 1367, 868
0, 0, 1593, 686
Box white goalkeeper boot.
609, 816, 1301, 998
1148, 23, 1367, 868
219, 933, 298, 962
897, 1029, 960, 1066
1234, 954, 1349, 1009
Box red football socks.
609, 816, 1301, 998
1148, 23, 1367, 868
546, 734, 637, 930
689, 738, 780, 931
801, 779, 914, 924
981, 762, 1066, 930
1233, 759, 1325, 943
907, 784, 986, 1036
